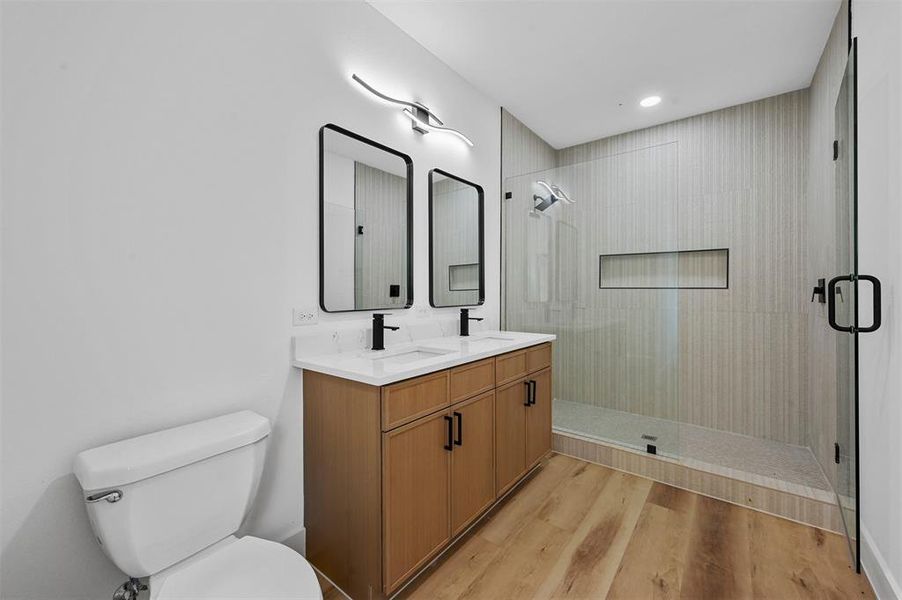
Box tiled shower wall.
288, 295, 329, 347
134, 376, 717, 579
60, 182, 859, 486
502, 90, 811, 445
500, 108, 558, 324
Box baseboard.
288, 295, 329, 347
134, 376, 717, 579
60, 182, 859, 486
862, 526, 902, 600
280, 526, 307, 556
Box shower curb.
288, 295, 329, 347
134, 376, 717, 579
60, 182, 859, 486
553, 431, 844, 533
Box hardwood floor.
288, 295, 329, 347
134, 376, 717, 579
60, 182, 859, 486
321, 453, 874, 599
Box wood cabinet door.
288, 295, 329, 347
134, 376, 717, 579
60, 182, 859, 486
494, 378, 529, 496
450, 391, 495, 536
383, 411, 451, 593
526, 367, 552, 468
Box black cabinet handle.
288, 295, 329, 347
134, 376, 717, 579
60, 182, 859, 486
443, 415, 453, 451
453, 411, 462, 446
529, 380, 537, 405
828, 274, 882, 333
523, 381, 531, 406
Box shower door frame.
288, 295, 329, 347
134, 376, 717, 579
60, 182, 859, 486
830, 36, 883, 573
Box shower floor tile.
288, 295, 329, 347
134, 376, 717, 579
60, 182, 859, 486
554, 399, 833, 502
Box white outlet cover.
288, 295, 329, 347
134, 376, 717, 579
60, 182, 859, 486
292, 307, 319, 326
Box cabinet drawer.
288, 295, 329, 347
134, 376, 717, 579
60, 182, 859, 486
495, 349, 528, 386
526, 343, 552, 373
449, 358, 495, 404
382, 371, 449, 431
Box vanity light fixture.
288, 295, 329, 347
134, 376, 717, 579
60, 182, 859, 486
639, 95, 662, 108
401, 108, 474, 147
351, 73, 474, 147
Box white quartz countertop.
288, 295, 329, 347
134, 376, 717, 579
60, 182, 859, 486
293, 330, 556, 386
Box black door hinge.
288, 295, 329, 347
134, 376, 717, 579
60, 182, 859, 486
833, 140, 839, 161
834, 442, 841, 464
504, 191, 512, 199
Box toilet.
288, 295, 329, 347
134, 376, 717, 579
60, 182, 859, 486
73, 411, 322, 600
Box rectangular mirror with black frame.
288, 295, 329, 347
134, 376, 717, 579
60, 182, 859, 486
319, 124, 413, 312
428, 169, 484, 308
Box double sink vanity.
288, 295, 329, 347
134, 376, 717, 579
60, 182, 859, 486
307, 121, 553, 597
297, 329, 555, 598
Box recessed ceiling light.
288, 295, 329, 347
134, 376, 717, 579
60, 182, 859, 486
640, 95, 662, 108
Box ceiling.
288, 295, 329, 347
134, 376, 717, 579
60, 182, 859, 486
370, 1, 841, 149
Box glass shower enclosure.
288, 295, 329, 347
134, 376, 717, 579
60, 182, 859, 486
503, 142, 683, 458
502, 41, 878, 570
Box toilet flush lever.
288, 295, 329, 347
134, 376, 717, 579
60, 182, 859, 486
86, 489, 123, 504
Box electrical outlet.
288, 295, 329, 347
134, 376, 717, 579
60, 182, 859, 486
292, 307, 319, 326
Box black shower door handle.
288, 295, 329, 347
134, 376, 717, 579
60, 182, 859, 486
827, 274, 882, 333
827, 275, 853, 333
859, 275, 882, 332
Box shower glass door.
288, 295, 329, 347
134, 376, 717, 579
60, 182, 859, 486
831, 39, 863, 569
502, 143, 681, 458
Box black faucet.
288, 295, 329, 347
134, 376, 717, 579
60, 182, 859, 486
459, 308, 484, 337
372, 313, 400, 351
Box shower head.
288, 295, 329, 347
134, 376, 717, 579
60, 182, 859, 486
532, 180, 574, 213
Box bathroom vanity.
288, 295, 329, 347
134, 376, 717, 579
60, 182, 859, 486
297, 332, 554, 599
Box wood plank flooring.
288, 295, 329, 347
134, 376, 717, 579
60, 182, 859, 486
320, 453, 874, 600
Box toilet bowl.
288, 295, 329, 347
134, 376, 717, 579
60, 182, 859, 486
149, 536, 320, 600
73, 411, 322, 600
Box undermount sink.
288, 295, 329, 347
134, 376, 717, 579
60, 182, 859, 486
368, 347, 452, 367
465, 335, 515, 343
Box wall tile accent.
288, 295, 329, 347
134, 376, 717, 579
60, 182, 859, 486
501, 108, 558, 179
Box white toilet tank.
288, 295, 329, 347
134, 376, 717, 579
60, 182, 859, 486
73, 411, 271, 578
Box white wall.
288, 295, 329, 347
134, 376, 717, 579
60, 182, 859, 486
0, 3, 500, 599
855, 1, 902, 597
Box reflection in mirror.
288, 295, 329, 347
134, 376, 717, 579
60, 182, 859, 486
319, 124, 412, 312
429, 169, 484, 308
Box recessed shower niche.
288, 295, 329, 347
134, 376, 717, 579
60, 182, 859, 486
598, 248, 729, 289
